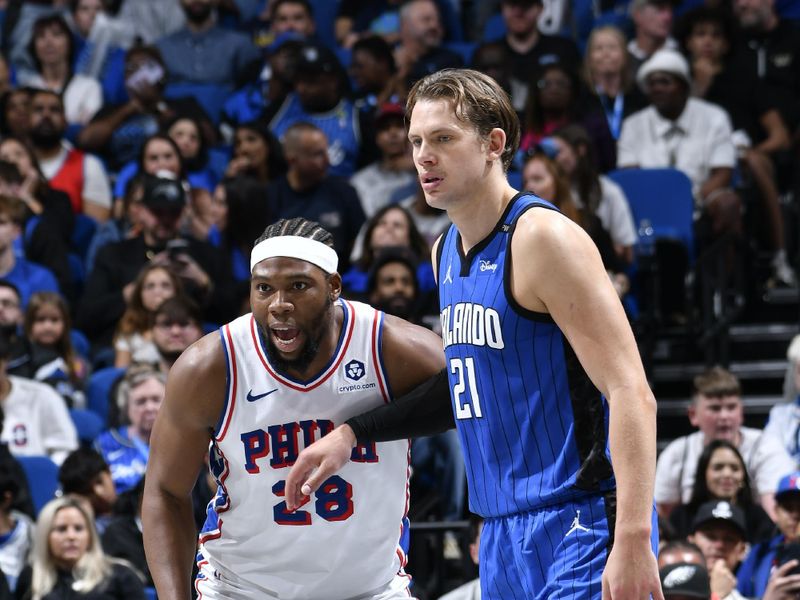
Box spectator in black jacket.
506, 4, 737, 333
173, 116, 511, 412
77, 174, 236, 348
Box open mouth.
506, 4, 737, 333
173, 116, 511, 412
270, 325, 303, 353
421, 175, 443, 191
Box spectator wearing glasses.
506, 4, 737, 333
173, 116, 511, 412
150, 296, 203, 375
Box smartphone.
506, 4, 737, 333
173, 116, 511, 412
165, 238, 189, 261
776, 543, 800, 576
126, 60, 165, 91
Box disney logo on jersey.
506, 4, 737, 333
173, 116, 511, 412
246, 388, 278, 402
344, 359, 366, 381
479, 259, 498, 273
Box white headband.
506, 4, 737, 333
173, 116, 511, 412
250, 236, 339, 274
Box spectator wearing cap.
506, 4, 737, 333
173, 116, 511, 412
266, 41, 374, 178
496, 0, 581, 113
660, 562, 711, 600
617, 49, 741, 242
738, 473, 800, 598
350, 102, 415, 218
267, 122, 366, 272
628, 0, 678, 76
394, 0, 462, 93
156, 0, 261, 121
77, 173, 236, 348
688, 500, 748, 600
655, 366, 795, 521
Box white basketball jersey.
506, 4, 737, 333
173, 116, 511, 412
198, 300, 411, 599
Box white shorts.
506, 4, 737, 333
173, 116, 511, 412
194, 559, 414, 600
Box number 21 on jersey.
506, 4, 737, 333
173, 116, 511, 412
450, 357, 482, 419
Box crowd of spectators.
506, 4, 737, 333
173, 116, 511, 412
0, 0, 797, 597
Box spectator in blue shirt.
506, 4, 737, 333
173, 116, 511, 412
156, 0, 260, 121
738, 472, 800, 598
0, 195, 58, 309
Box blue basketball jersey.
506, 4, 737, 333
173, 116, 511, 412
437, 192, 616, 518
269, 94, 361, 178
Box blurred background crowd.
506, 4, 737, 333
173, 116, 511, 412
0, 0, 797, 598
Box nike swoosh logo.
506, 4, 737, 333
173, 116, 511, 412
246, 389, 278, 402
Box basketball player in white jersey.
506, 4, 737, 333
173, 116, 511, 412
142, 218, 445, 600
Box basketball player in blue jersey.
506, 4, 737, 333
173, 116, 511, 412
142, 217, 445, 599
286, 69, 663, 599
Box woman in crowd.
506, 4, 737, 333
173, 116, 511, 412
668, 439, 774, 543
14, 497, 145, 599
0, 89, 32, 140
113, 264, 183, 368
166, 116, 216, 192
550, 124, 637, 265
521, 62, 616, 173
18, 14, 102, 131
223, 121, 286, 184
95, 364, 165, 494
583, 25, 646, 140
112, 133, 187, 208
343, 204, 435, 301
523, 151, 630, 299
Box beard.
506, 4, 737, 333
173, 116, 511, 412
29, 122, 63, 150
261, 296, 333, 376
184, 2, 214, 24
374, 294, 415, 320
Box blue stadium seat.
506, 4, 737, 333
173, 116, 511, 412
70, 329, 91, 360
482, 13, 506, 41
69, 408, 105, 445
145, 587, 157, 600
86, 367, 126, 424
444, 42, 476, 65
17, 455, 59, 516
607, 168, 695, 262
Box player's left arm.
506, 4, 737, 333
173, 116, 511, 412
511, 209, 663, 600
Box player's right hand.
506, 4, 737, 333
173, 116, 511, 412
285, 424, 357, 511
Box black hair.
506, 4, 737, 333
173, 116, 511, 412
687, 439, 754, 513
220, 176, 271, 254
367, 246, 419, 296
352, 35, 397, 73
164, 114, 209, 172
255, 217, 335, 249
154, 295, 202, 327
468, 513, 484, 544
234, 121, 287, 182
58, 448, 110, 495
0, 160, 22, 185
358, 204, 429, 270
137, 133, 187, 179
659, 539, 705, 561
676, 6, 735, 56
0, 88, 32, 137
271, 0, 314, 18
28, 14, 75, 74
0, 328, 10, 361
0, 279, 20, 302
0, 463, 18, 502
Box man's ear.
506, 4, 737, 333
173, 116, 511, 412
688, 401, 699, 427
487, 127, 507, 163
329, 272, 342, 301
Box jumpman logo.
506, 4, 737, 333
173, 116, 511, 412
443, 263, 453, 285
565, 510, 590, 536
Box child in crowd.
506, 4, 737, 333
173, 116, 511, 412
23, 292, 88, 408
113, 264, 183, 368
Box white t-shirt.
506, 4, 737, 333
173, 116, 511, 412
39, 142, 112, 210
18, 72, 102, 125
0, 511, 32, 591
350, 162, 416, 219
654, 427, 797, 505
0, 375, 78, 465
572, 176, 637, 248
617, 98, 736, 202
114, 332, 161, 365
